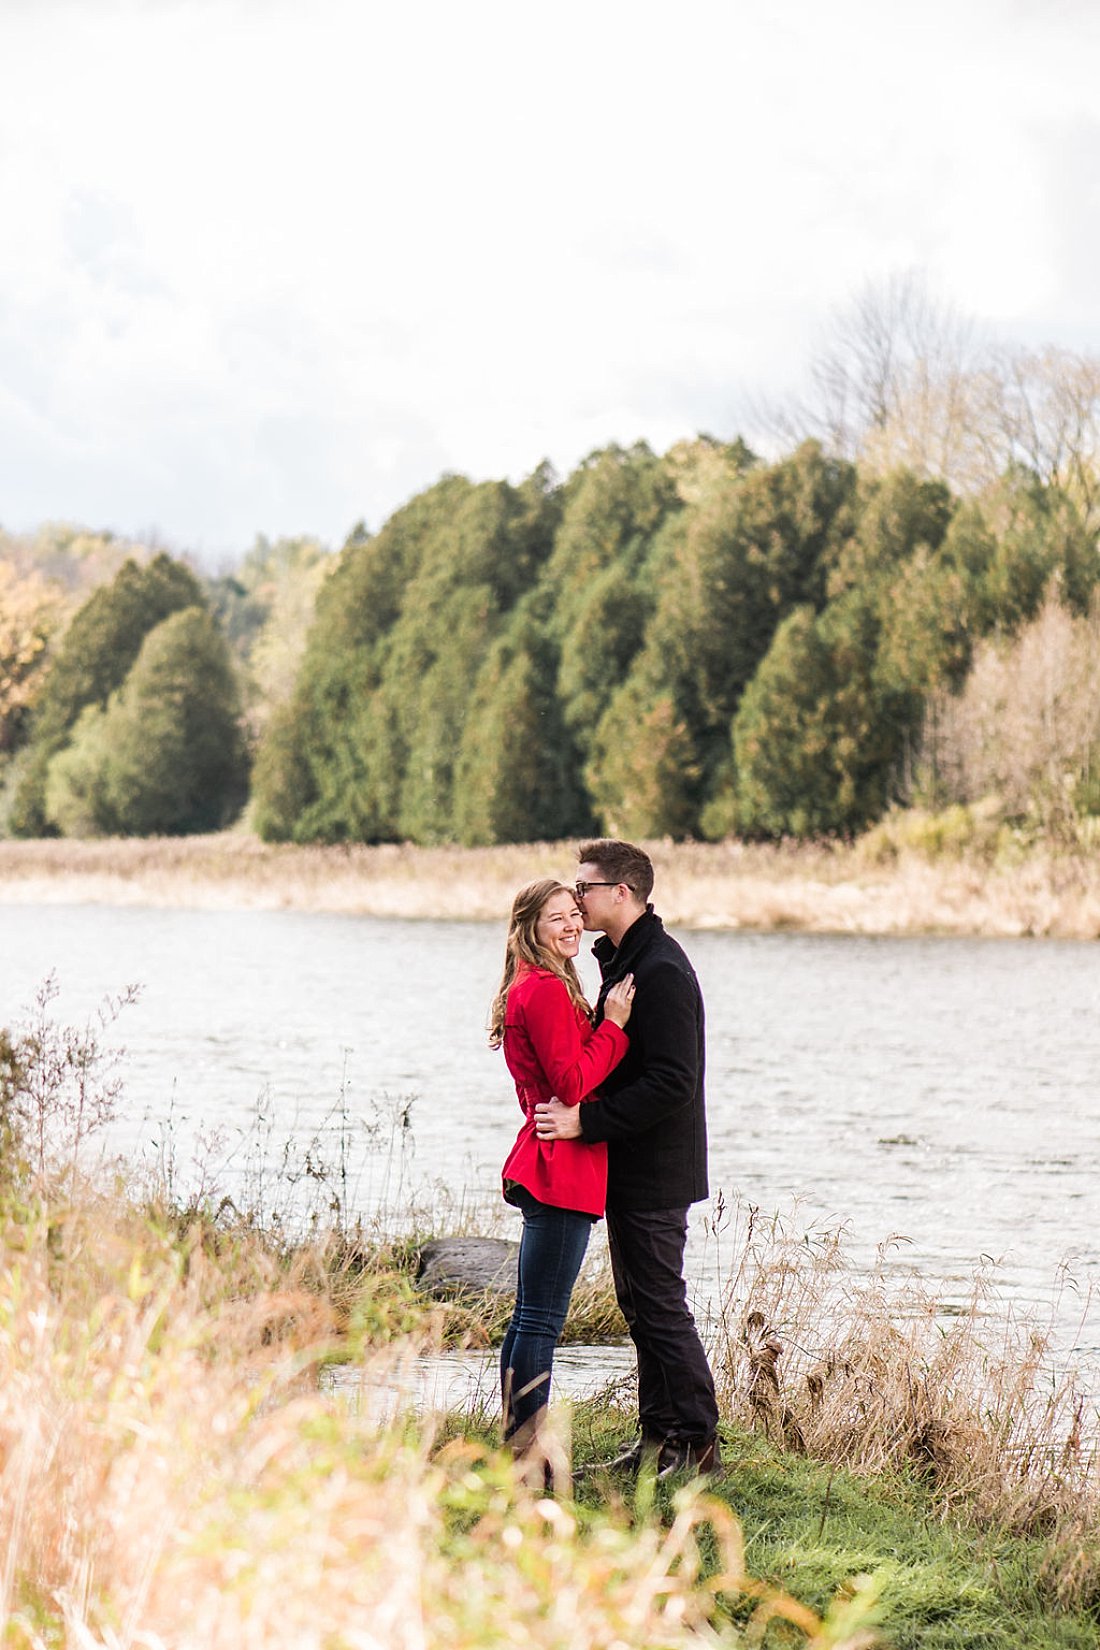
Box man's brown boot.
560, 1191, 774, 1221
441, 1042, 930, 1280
576, 1433, 665, 1479
655, 1435, 721, 1480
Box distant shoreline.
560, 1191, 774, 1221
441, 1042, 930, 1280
1, 831, 1097, 939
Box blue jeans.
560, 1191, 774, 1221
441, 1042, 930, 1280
500, 1186, 595, 1439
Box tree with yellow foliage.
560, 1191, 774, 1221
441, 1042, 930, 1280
0, 560, 63, 756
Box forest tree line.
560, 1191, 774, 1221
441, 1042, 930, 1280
3, 288, 1100, 849
247, 437, 1100, 846
1, 436, 1098, 848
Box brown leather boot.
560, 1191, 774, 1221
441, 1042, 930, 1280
575, 1433, 665, 1479
655, 1435, 721, 1479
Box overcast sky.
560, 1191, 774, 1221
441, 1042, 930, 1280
2, 0, 1099, 561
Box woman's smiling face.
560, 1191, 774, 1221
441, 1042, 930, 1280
535, 889, 584, 961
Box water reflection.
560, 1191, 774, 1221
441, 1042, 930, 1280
324, 1343, 638, 1421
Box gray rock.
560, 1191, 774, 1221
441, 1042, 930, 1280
417, 1236, 518, 1298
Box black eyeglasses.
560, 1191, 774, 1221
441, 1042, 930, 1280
574, 880, 619, 897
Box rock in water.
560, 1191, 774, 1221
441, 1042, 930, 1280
417, 1237, 518, 1297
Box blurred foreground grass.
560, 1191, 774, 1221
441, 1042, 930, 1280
0, 1171, 1095, 1649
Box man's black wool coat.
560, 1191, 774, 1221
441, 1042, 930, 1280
577, 908, 709, 1211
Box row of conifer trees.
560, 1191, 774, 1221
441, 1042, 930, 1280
251, 437, 1098, 844
7, 435, 1098, 843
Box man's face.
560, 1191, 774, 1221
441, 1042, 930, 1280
574, 861, 619, 933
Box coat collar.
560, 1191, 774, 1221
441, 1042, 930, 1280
592, 904, 661, 974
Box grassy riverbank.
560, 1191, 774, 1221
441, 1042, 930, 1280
1, 813, 1100, 936
0, 1172, 1097, 1649
2, 851, 1098, 1645
573, 1414, 1100, 1650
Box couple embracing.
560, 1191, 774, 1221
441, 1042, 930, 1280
489, 838, 720, 1480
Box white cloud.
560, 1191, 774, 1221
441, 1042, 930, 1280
1, 0, 1099, 554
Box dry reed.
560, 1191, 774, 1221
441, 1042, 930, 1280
2, 827, 1100, 938
708, 1198, 1100, 1601
0, 1183, 879, 1650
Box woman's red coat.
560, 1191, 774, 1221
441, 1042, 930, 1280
500, 962, 628, 1217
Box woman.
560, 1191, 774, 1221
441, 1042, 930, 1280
489, 879, 634, 1457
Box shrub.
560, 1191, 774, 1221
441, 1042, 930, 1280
919, 589, 1100, 834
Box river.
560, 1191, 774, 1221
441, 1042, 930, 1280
2, 902, 1098, 1382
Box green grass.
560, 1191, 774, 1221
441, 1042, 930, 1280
565, 1410, 1100, 1650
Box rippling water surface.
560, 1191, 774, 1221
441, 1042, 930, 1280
2, 903, 1098, 1372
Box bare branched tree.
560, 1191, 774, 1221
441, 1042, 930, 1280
978, 347, 1100, 525
813, 271, 978, 461
753, 270, 979, 468
754, 272, 1100, 528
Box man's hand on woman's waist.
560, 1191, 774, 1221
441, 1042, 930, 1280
534, 1098, 582, 1140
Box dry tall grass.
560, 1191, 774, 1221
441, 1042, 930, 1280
0, 1184, 879, 1650
2, 829, 1100, 938
708, 1200, 1100, 1606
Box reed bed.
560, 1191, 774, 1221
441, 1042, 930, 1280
2, 826, 1100, 937
707, 1199, 1100, 1605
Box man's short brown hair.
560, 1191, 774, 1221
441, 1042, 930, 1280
576, 840, 654, 903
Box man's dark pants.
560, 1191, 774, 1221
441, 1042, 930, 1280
606, 1206, 719, 1446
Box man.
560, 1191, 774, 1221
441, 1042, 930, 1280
534, 839, 720, 1475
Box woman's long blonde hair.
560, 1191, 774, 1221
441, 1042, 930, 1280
488, 879, 592, 1049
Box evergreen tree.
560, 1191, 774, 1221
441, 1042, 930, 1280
44, 607, 249, 837
546, 443, 676, 760
393, 583, 501, 842
249, 694, 322, 843
250, 440, 1100, 851
11, 554, 205, 835
976, 471, 1097, 631
452, 605, 589, 845
731, 599, 901, 838
555, 559, 651, 757
592, 442, 856, 838
729, 470, 956, 838
586, 664, 701, 840
731, 608, 840, 837
253, 472, 560, 844
544, 443, 674, 641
